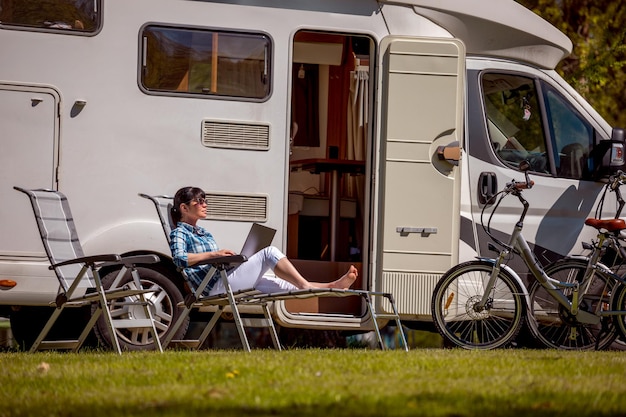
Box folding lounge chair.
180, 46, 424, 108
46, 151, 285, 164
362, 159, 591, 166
140, 193, 281, 351
140, 193, 408, 351
15, 187, 163, 354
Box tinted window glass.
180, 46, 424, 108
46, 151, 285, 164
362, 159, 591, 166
0, 0, 100, 33
543, 84, 594, 179
482, 73, 549, 174
141, 25, 271, 100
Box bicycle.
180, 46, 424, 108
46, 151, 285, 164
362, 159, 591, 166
528, 170, 626, 349
431, 161, 626, 349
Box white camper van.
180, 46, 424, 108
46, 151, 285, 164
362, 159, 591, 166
1, 0, 623, 349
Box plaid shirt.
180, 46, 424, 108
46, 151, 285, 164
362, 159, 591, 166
170, 222, 220, 292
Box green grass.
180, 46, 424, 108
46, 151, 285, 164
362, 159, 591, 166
1, 348, 625, 417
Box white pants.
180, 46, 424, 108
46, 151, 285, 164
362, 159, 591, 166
208, 246, 299, 295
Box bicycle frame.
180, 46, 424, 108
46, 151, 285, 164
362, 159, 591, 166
478, 183, 602, 325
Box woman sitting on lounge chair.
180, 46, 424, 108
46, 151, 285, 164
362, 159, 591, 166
169, 186, 358, 295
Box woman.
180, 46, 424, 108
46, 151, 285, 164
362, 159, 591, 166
169, 186, 358, 295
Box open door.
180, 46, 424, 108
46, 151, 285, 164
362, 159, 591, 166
375, 37, 465, 318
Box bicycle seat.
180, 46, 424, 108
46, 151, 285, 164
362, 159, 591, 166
584, 218, 626, 232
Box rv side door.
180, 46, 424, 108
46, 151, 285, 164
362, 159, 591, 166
374, 37, 465, 318
0, 85, 59, 257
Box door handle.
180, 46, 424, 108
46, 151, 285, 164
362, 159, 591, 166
436, 144, 461, 166
396, 227, 437, 236
478, 172, 497, 205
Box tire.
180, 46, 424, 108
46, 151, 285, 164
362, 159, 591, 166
527, 259, 616, 350
611, 282, 626, 343
93, 266, 189, 351
431, 260, 525, 349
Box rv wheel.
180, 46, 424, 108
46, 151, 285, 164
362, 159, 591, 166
93, 266, 188, 351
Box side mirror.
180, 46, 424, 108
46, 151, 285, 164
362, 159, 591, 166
612, 127, 625, 143
591, 128, 625, 179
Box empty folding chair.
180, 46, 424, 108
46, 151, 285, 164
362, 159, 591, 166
15, 187, 163, 353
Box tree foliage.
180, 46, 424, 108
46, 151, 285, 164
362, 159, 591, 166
517, 0, 626, 128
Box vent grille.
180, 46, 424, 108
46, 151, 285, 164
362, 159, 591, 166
205, 193, 268, 222
202, 120, 270, 150
381, 272, 442, 315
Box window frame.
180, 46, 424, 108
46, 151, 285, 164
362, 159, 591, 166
138, 23, 273, 103
0, 0, 103, 36
479, 69, 598, 180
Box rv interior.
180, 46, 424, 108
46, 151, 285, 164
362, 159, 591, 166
286, 31, 373, 315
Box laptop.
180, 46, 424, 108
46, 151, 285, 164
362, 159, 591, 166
239, 223, 276, 257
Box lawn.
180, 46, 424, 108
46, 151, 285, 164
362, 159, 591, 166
1, 348, 625, 417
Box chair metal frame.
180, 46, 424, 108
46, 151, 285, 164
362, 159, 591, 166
16, 187, 163, 353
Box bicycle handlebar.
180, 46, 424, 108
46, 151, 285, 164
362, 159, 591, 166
505, 164, 534, 193
609, 170, 626, 191
507, 180, 535, 191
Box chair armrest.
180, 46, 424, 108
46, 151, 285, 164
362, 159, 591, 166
50, 254, 121, 270
120, 254, 160, 265
195, 254, 247, 267
100, 254, 160, 269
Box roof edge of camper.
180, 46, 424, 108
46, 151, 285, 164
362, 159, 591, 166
380, 0, 573, 70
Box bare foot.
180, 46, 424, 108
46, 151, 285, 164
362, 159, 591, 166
330, 265, 358, 289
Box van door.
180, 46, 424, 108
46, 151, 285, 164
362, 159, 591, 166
375, 37, 465, 318
0, 84, 59, 259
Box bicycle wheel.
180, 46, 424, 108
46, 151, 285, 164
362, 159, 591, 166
431, 260, 525, 349
528, 258, 616, 350
611, 282, 626, 342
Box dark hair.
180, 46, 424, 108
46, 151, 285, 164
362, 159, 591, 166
171, 186, 206, 225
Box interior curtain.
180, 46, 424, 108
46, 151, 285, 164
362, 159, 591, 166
292, 64, 320, 147
346, 66, 369, 250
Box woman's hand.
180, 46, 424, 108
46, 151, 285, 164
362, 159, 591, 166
213, 249, 237, 257
187, 249, 237, 266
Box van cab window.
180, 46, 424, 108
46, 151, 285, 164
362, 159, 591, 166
140, 25, 271, 101
543, 84, 594, 179
0, 0, 100, 33
482, 74, 549, 174
482, 72, 594, 180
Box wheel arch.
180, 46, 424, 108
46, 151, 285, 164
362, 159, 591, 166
98, 249, 188, 295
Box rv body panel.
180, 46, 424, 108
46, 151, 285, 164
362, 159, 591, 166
382, 0, 572, 69
0, 0, 620, 337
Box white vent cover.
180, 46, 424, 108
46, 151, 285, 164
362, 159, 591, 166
381, 272, 442, 315
202, 120, 270, 150
205, 193, 268, 222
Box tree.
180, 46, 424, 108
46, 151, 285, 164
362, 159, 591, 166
517, 0, 626, 128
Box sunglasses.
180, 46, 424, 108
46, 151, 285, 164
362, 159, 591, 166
186, 197, 208, 205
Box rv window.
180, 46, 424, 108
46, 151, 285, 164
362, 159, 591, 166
0, 0, 101, 33
482, 74, 550, 174
542, 83, 594, 180
141, 25, 271, 101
